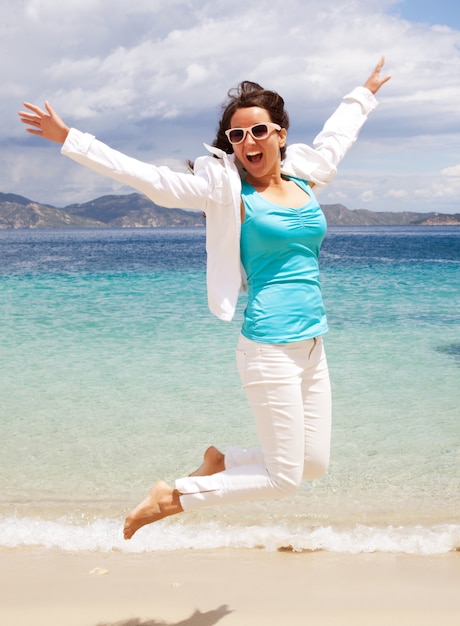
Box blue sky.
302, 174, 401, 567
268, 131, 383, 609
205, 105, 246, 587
2, 0, 460, 214
389, 0, 460, 29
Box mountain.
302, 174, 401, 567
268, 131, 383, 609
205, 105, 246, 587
0, 192, 459, 229
321, 204, 460, 226
64, 193, 205, 227
0, 192, 205, 229
0, 193, 103, 229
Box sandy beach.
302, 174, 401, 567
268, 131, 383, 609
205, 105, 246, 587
0, 548, 458, 626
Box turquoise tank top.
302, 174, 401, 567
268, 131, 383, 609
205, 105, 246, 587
240, 176, 328, 343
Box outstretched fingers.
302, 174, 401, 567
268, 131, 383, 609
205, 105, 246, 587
19, 104, 43, 135
21, 101, 47, 116
373, 56, 386, 74
18, 101, 70, 143
364, 56, 391, 95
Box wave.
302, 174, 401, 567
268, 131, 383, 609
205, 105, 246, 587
1, 517, 458, 556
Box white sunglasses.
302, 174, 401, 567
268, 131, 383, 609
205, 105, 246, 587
225, 122, 281, 145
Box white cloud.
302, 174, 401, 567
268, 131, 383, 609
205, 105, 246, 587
441, 164, 460, 177
386, 189, 409, 199
361, 190, 376, 203
184, 64, 210, 88
3, 0, 460, 213
321, 190, 349, 203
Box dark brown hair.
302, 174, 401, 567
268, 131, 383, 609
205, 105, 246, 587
213, 80, 290, 160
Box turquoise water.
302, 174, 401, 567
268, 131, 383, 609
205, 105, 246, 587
0, 227, 459, 554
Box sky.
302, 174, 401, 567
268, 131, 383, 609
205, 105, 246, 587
2, 0, 460, 214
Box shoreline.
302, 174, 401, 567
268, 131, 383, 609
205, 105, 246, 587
1, 513, 459, 554
1, 547, 459, 626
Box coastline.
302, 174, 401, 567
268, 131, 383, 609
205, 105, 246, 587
1, 547, 459, 626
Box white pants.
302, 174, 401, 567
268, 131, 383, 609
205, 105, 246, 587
176, 334, 332, 511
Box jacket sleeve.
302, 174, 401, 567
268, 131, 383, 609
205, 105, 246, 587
282, 86, 378, 187
61, 129, 209, 210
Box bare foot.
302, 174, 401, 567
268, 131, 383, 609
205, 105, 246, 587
189, 446, 225, 477
123, 480, 183, 540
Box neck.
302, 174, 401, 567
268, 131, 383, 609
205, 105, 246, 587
245, 172, 283, 190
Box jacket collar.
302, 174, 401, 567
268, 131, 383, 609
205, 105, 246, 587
204, 143, 229, 159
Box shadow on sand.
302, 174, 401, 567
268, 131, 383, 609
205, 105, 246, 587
96, 605, 233, 626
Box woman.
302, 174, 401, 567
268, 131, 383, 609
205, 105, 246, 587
19, 58, 390, 540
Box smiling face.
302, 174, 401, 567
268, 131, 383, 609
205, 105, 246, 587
229, 107, 287, 182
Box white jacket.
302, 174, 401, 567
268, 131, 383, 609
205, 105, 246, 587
61, 86, 377, 321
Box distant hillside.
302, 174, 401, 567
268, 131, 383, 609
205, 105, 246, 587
0, 193, 102, 229
0, 192, 205, 229
321, 204, 460, 226
64, 193, 205, 227
1, 191, 459, 229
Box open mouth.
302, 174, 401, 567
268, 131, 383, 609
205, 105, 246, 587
246, 151, 263, 163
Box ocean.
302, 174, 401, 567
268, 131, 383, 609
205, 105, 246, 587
0, 226, 459, 555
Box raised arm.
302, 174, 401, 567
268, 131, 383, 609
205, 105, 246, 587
18, 100, 209, 212
314, 56, 391, 167
283, 57, 390, 187
18, 101, 70, 144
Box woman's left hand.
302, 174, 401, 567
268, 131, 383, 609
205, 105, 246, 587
364, 57, 391, 94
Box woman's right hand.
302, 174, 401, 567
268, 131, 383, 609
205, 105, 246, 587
18, 101, 70, 144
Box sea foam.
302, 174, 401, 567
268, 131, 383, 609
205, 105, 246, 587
0, 516, 458, 555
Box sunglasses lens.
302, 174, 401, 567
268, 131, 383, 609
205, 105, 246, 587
251, 124, 269, 139
228, 129, 244, 144
227, 123, 274, 144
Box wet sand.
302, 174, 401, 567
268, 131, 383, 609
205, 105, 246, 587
0, 547, 459, 626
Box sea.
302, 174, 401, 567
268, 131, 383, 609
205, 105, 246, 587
0, 226, 459, 555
